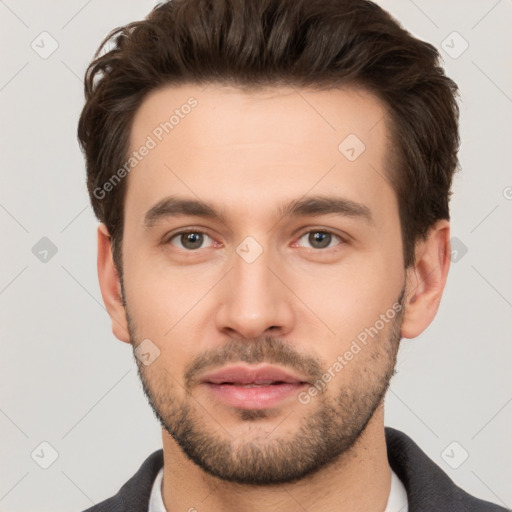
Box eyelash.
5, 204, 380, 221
165, 228, 346, 252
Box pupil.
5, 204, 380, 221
310, 231, 330, 248
183, 232, 202, 249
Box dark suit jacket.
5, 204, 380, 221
82, 427, 509, 512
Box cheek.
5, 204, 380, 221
122, 258, 205, 371
123, 242, 206, 327
290, 253, 402, 343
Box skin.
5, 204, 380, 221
97, 83, 451, 512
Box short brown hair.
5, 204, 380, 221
78, 0, 460, 274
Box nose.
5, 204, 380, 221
215, 242, 295, 340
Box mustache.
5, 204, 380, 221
182, 289, 406, 391
184, 336, 326, 390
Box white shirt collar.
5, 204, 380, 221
148, 466, 166, 512
384, 469, 409, 512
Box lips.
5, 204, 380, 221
199, 364, 310, 410
201, 364, 309, 386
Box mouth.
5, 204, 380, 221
200, 364, 310, 410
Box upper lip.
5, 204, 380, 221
200, 364, 310, 385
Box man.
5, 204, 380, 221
77, 0, 507, 511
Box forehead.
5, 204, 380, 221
131, 82, 389, 151
125, 83, 395, 229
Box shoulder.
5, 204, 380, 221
385, 427, 509, 512
81, 449, 164, 512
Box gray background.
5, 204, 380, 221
0, 1, 511, 511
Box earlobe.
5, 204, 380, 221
401, 220, 451, 339
97, 223, 131, 344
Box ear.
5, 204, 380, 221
401, 219, 451, 339
97, 223, 131, 344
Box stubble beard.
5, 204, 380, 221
128, 292, 404, 485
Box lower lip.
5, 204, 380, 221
203, 382, 307, 409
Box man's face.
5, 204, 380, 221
120, 84, 406, 484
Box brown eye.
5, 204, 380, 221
296, 230, 342, 250
169, 231, 212, 250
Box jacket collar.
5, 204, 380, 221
385, 426, 506, 511
87, 427, 506, 511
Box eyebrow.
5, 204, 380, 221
143, 194, 373, 229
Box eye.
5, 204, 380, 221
165, 228, 345, 252
294, 230, 344, 250
167, 230, 216, 250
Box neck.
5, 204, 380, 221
161, 405, 391, 512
